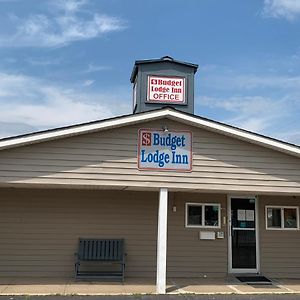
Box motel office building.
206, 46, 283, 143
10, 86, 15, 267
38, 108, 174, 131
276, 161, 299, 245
0, 57, 300, 293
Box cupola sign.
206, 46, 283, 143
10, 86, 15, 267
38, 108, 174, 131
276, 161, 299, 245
147, 75, 185, 104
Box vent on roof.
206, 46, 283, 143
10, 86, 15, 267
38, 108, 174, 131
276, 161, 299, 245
161, 56, 174, 61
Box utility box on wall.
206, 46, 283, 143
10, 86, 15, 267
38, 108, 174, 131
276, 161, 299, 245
130, 56, 198, 114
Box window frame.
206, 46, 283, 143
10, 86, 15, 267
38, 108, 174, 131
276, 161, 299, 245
185, 202, 221, 229
265, 205, 300, 230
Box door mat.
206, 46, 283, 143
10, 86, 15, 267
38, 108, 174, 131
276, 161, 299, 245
236, 276, 272, 285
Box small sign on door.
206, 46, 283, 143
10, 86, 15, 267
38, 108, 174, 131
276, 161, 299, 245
237, 209, 246, 221
237, 209, 254, 221
246, 210, 255, 221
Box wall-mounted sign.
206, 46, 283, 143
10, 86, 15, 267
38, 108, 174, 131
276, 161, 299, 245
147, 75, 185, 104
138, 129, 192, 171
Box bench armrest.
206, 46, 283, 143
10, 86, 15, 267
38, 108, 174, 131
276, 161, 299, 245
74, 252, 80, 261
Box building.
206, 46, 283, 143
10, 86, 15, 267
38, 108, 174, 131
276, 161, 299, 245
0, 57, 300, 294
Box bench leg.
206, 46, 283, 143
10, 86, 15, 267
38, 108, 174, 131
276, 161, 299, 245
75, 262, 80, 280
122, 262, 125, 283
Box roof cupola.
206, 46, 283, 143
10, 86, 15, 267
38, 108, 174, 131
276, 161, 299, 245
130, 56, 198, 114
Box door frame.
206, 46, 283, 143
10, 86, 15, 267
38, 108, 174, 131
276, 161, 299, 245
227, 195, 260, 274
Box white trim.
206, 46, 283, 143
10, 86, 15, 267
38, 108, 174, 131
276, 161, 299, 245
265, 205, 299, 230
0, 109, 169, 151
0, 108, 299, 159
227, 196, 232, 273
167, 110, 300, 158
256, 196, 260, 274
227, 195, 260, 274
232, 227, 255, 231
230, 268, 258, 274
185, 202, 221, 229
156, 188, 168, 294
132, 79, 137, 112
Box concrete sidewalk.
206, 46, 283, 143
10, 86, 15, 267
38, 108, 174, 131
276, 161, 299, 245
1, 277, 300, 295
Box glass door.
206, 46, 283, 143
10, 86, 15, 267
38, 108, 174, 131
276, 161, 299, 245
229, 197, 258, 272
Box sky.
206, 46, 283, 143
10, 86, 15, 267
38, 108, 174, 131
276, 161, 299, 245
0, 0, 299, 145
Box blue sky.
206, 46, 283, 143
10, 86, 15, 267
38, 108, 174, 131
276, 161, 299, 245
0, 0, 300, 144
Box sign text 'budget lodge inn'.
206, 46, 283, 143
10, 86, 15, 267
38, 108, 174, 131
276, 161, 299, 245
138, 129, 192, 171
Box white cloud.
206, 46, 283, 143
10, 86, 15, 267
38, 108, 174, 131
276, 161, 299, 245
26, 57, 61, 66
83, 64, 111, 73
0, 0, 126, 48
83, 79, 94, 86
51, 0, 88, 13
201, 95, 286, 131
0, 72, 130, 138
263, 0, 300, 20
203, 73, 300, 90
3, 57, 17, 63
0, 122, 36, 138
200, 95, 300, 144
276, 130, 300, 145
199, 64, 300, 144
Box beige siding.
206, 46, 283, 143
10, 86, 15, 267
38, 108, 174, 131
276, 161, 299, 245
259, 195, 300, 278
0, 188, 229, 279
167, 193, 228, 278
0, 119, 299, 194
0, 188, 158, 278
2, 187, 300, 279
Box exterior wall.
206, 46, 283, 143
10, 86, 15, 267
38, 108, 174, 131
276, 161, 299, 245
0, 119, 299, 195
167, 192, 228, 278
0, 187, 229, 279
167, 193, 300, 279
1, 118, 300, 279
2, 187, 300, 279
259, 195, 300, 278
0, 188, 158, 278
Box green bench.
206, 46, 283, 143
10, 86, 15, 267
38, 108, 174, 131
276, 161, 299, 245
75, 239, 125, 282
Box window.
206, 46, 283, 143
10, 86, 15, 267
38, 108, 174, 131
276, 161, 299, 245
185, 203, 221, 228
266, 206, 299, 230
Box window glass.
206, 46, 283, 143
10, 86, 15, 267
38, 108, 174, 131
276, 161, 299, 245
204, 205, 219, 226
267, 207, 281, 228
266, 206, 299, 230
284, 208, 297, 228
187, 203, 220, 227
188, 205, 202, 225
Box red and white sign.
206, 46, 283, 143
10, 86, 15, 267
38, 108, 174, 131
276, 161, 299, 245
147, 75, 185, 104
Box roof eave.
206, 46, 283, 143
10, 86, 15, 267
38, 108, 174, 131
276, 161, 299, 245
0, 107, 299, 159
0, 109, 171, 151
130, 59, 199, 83
166, 110, 300, 158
